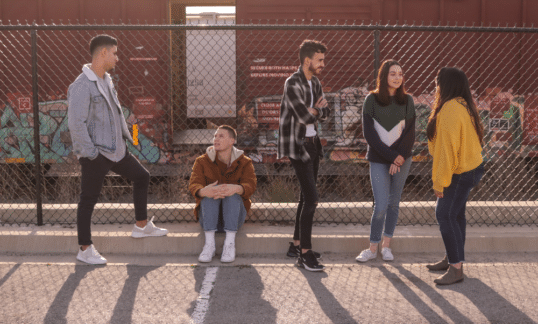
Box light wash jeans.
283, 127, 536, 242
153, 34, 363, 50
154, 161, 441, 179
199, 194, 246, 232
369, 158, 412, 243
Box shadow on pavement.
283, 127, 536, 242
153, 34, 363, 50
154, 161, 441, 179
300, 269, 358, 324
44, 264, 104, 324
109, 265, 161, 324
197, 266, 278, 323
385, 265, 471, 323
0, 263, 21, 287
440, 277, 535, 323
385, 264, 535, 323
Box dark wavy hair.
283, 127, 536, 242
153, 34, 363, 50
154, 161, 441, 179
426, 67, 484, 143
299, 40, 327, 65
370, 59, 408, 106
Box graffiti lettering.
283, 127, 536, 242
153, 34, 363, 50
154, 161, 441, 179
0, 101, 164, 164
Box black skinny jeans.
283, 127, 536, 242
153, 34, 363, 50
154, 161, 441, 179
77, 152, 150, 245
289, 141, 320, 250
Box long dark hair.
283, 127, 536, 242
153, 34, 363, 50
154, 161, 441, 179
426, 67, 484, 143
370, 59, 408, 106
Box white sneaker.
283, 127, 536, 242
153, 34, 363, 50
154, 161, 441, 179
131, 216, 169, 238
355, 249, 377, 262
220, 241, 236, 263
198, 243, 216, 263
381, 247, 394, 261
76, 244, 107, 265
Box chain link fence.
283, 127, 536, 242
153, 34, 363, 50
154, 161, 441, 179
1, 22, 538, 226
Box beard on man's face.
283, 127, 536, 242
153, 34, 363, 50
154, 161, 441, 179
309, 62, 321, 76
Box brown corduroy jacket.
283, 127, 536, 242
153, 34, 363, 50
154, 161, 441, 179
188, 146, 257, 220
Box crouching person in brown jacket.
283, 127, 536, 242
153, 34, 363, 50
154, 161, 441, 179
189, 125, 257, 263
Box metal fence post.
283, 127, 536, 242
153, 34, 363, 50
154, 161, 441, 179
31, 28, 43, 226
373, 29, 380, 83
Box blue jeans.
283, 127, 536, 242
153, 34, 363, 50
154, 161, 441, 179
199, 194, 247, 232
436, 163, 484, 264
369, 158, 412, 243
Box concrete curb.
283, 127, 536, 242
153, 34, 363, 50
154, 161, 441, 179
1, 223, 536, 255
2, 201, 538, 224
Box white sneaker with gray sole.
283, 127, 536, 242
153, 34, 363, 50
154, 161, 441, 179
221, 241, 236, 263
76, 244, 107, 265
355, 249, 377, 262
131, 216, 169, 238
198, 243, 216, 263
381, 247, 394, 261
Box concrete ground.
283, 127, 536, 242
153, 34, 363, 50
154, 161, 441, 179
1, 252, 537, 324
1, 221, 538, 323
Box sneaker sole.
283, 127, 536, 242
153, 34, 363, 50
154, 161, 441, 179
220, 258, 235, 263
131, 232, 169, 238
298, 263, 325, 272
198, 258, 214, 262
355, 257, 376, 263
287, 253, 322, 261
76, 256, 107, 265
296, 260, 325, 272
198, 252, 216, 263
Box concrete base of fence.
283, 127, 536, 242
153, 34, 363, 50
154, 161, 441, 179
1, 222, 537, 255
1, 201, 537, 225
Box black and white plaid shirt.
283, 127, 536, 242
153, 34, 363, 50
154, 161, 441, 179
277, 67, 329, 162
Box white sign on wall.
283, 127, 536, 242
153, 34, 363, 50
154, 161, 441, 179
186, 14, 236, 118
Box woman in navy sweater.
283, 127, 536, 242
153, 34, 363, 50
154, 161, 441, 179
356, 59, 416, 262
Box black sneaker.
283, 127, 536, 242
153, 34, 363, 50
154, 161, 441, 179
297, 250, 325, 272
286, 242, 322, 259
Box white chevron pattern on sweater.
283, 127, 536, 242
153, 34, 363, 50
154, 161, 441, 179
373, 119, 405, 146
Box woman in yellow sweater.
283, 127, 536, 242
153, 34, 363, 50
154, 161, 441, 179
426, 67, 485, 285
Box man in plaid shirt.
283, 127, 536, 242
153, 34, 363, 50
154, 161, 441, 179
278, 40, 330, 271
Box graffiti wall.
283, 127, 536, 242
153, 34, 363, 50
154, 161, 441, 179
1, 87, 537, 168
250, 86, 538, 165
0, 98, 167, 165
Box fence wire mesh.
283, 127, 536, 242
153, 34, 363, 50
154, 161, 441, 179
1, 22, 538, 226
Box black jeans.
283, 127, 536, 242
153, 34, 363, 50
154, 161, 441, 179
436, 162, 485, 264
289, 141, 320, 250
77, 152, 150, 245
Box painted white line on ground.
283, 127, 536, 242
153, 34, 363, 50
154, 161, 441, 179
191, 266, 218, 324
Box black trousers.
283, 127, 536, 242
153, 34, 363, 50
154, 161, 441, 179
77, 152, 150, 245
289, 141, 320, 250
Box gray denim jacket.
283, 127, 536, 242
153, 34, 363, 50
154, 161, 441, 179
67, 64, 133, 159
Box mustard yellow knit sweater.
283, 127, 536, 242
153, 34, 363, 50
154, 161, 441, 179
428, 98, 483, 193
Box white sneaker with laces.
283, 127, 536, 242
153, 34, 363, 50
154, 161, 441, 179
220, 241, 236, 263
355, 249, 377, 262
381, 247, 394, 261
198, 243, 216, 263
131, 216, 169, 238
76, 244, 107, 265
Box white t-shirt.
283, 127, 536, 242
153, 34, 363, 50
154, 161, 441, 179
305, 80, 317, 137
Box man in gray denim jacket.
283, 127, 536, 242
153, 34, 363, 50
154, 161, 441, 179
67, 34, 168, 265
